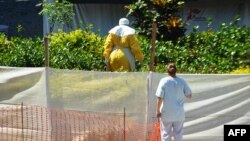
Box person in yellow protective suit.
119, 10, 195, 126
103, 18, 144, 72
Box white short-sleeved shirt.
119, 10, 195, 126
155, 76, 192, 122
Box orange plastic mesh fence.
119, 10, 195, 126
0, 104, 154, 141
148, 121, 161, 141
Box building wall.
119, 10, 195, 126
183, 0, 249, 33
0, 0, 43, 38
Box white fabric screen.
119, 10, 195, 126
1, 66, 250, 140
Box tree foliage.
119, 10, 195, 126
126, 0, 186, 41
36, 0, 75, 33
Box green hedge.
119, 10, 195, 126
0, 34, 44, 67
0, 22, 249, 73
48, 29, 104, 70
138, 22, 250, 73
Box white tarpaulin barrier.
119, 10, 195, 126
0, 66, 249, 141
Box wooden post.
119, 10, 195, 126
44, 36, 49, 67
44, 36, 53, 139
44, 36, 52, 140
149, 22, 157, 71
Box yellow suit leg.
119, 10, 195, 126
109, 49, 131, 72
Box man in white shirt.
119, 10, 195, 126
156, 63, 192, 141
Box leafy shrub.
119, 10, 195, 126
138, 19, 250, 73
48, 29, 105, 70
0, 33, 44, 67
